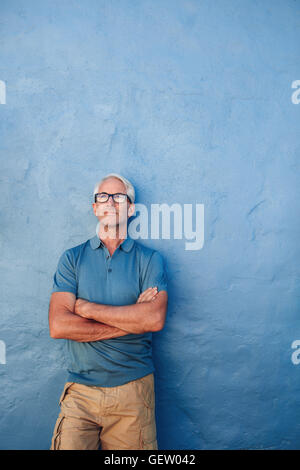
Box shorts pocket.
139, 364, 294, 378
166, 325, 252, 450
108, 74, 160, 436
59, 382, 75, 406
50, 415, 65, 450
140, 422, 158, 450
138, 374, 155, 409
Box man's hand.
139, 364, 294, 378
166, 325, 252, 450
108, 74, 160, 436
74, 298, 91, 319
136, 287, 158, 303
75, 288, 158, 319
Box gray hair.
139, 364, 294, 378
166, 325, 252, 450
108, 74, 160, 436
93, 173, 135, 203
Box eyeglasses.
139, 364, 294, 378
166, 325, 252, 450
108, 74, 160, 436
94, 192, 132, 204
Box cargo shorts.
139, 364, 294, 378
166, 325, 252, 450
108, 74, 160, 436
50, 373, 158, 450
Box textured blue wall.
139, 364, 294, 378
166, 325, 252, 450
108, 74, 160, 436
0, 0, 300, 450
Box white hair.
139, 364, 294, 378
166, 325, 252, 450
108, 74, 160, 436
93, 173, 135, 203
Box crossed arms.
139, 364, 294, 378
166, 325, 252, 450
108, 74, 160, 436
48, 288, 168, 343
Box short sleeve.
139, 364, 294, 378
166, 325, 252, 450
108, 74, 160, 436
52, 249, 77, 295
141, 251, 168, 293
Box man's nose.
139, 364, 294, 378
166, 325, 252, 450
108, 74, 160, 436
107, 196, 115, 205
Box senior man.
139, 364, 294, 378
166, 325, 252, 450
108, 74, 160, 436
48, 173, 168, 450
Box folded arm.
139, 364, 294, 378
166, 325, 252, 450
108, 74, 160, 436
49, 291, 130, 342
74, 290, 168, 334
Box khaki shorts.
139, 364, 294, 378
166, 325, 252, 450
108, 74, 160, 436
50, 373, 158, 450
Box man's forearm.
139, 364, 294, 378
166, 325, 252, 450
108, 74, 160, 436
84, 301, 160, 334
51, 309, 130, 342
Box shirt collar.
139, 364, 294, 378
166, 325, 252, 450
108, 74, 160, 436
89, 234, 134, 253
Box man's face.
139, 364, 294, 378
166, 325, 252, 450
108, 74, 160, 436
92, 177, 134, 230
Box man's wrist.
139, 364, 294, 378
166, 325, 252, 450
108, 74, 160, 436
85, 300, 96, 320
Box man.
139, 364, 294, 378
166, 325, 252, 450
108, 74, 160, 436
48, 173, 168, 450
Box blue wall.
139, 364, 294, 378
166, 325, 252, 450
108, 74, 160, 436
0, 0, 300, 450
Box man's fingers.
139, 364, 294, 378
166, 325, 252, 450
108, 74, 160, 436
143, 292, 156, 302
143, 287, 156, 294
143, 287, 157, 298
137, 287, 158, 303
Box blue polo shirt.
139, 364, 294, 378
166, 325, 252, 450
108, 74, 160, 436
52, 234, 168, 387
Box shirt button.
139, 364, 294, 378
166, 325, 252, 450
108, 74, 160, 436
108, 268, 112, 272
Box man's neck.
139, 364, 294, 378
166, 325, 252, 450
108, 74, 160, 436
98, 224, 128, 254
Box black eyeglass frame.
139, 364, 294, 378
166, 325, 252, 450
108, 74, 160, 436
94, 192, 132, 204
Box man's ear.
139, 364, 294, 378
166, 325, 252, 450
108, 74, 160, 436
128, 203, 135, 217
